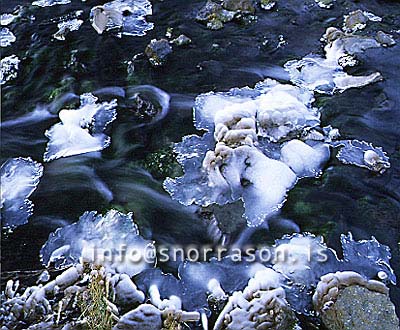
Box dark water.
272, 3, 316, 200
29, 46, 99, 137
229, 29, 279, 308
1, 0, 400, 320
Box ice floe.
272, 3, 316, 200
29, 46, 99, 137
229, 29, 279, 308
41, 209, 155, 276
0, 54, 20, 85
90, 0, 154, 37
32, 0, 71, 7
285, 27, 383, 94
1, 13, 18, 26
43, 93, 117, 162
0, 27, 16, 47
164, 79, 331, 226
53, 17, 83, 41
1, 157, 43, 230
334, 139, 390, 173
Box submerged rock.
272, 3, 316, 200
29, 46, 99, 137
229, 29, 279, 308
1, 157, 43, 230
145, 39, 172, 67
0, 27, 16, 47
90, 0, 153, 37
0, 54, 20, 85
43, 93, 117, 162
313, 271, 399, 330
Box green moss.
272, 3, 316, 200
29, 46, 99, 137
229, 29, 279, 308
136, 146, 183, 180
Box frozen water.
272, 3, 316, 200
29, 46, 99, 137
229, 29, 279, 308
0, 27, 16, 47
43, 93, 117, 162
90, 0, 154, 37
0, 55, 20, 85
334, 139, 390, 173
1, 13, 18, 26
165, 79, 329, 226
41, 210, 155, 276
1, 157, 43, 230
32, 0, 71, 7
53, 18, 83, 41
268, 233, 396, 314
285, 28, 382, 94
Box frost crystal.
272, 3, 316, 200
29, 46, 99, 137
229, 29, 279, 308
0, 54, 20, 85
40, 210, 155, 276
1, 157, 43, 230
90, 0, 154, 37
0, 27, 16, 47
43, 93, 117, 162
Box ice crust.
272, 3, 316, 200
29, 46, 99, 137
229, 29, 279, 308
0, 54, 20, 85
164, 79, 330, 226
40, 210, 155, 276
44, 93, 117, 162
1, 157, 43, 230
0, 27, 16, 47
90, 0, 154, 37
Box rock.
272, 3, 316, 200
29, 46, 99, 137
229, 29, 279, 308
320, 285, 399, 330
145, 39, 172, 67
196, 0, 236, 30
171, 34, 192, 46
343, 10, 368, 32
221, 0, 256, 14
375, 31, 396, 47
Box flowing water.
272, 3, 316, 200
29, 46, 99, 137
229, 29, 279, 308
1, 0, 400, 324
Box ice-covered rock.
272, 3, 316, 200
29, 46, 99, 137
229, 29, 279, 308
43, 93, 117, 162
32, 0, 71, 7
334, 139, 390, 173
40, 210, 156, 276
110, 273, 145, 308
113, 304, 162, 330
343, 10, 381, 33
164, 79, 330, 226
90, 0, 153, 37
285, 27, 383, 94
0, 27, 16, 47
0, 55, 20, 85
1, 157, 43, 230
267, 233, 396, 314
313, 271, 399, 330
213, 267, 299, 330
